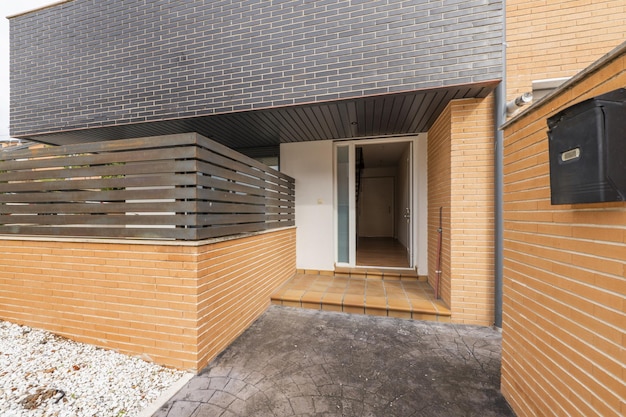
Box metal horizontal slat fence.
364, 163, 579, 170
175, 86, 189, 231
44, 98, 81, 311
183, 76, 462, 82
0, 133, 294, 240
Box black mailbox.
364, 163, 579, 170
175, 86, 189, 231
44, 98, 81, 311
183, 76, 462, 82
547, 88, 626, 205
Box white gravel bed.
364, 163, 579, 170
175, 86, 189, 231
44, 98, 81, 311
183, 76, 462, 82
0, 320, 189, 417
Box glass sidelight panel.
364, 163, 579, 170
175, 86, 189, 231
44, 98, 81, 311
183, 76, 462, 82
336, 146, 350, 263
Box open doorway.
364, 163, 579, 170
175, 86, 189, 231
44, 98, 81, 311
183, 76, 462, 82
355, 141, 413, 268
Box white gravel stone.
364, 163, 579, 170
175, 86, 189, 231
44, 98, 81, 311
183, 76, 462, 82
0, 320, 188, 417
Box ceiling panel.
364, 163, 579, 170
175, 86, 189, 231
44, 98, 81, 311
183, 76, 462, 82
23, 81, 499, 155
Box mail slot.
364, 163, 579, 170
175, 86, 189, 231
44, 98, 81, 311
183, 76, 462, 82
547, 88, 626, 205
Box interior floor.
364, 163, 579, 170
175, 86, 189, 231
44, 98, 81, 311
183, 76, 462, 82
356, 237, 410, 268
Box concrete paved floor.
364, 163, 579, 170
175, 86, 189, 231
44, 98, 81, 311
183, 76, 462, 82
153, 306, 515, 417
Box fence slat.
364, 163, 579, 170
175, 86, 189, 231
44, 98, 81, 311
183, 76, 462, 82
0, 173, 197, 193
0, 225, 197, 240
0, 160, 197, 183
0, 147, 197, 173
0, 187, 197, 204
0, 133, 199, 161
1, 214, 192, 226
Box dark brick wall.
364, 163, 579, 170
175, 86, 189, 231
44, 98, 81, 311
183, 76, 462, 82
10, 0, 503, 137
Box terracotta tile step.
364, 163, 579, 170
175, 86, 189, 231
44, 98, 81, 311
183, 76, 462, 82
271, 293, 451, 322
271, 274, 451, 323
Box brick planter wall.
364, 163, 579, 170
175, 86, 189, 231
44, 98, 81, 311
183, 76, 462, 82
0, 228, 296, 371
196, 228, 296, 370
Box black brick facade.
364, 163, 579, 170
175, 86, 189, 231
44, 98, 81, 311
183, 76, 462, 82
10, 0, 503, 137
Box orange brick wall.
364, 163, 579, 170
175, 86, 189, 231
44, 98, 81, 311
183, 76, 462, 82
449, 96, 496, 325
428, 95, 495, 325
428, 103, 452, 307
501, 49, 626, 417
0, 228, 296, 372
506, 0, 626, 101
196, 228, 296, 370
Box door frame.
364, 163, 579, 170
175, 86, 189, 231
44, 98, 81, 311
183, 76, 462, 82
334, 137, 415, 269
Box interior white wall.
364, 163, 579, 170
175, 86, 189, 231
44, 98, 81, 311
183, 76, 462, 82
280, 140, 335, 271
358, 166, 397, 238
358, 176, 395, 237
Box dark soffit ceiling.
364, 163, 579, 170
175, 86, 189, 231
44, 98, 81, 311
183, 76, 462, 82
21, 81, 499, 155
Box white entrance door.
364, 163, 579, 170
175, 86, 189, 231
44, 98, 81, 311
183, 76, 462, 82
335, 139, 415, 269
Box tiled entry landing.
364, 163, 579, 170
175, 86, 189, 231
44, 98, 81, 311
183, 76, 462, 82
271, 271, 451, 321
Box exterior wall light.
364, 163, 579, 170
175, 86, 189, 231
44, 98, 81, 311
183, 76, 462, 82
506, 92, 533, 116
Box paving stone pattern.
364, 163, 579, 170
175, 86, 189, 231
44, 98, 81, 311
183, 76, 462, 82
10, 0, 503, 137
154, 305, 515, 417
